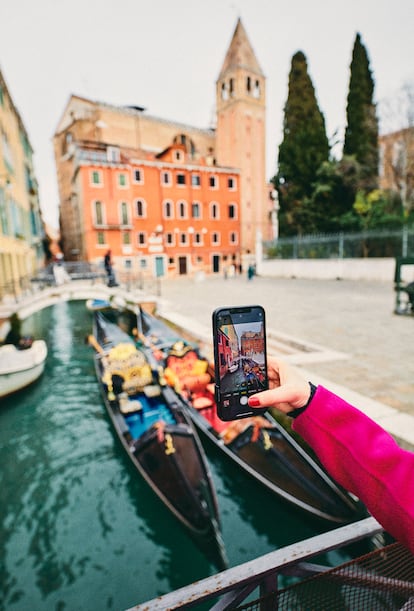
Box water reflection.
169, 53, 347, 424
0, 300, 354, 611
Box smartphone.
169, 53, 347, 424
212, 305, 268, 421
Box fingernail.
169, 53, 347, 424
249, 398, 261, 407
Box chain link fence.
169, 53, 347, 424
264, 227, 414, 259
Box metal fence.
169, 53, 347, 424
264, 227, 414, 260
130, 517, 387, 610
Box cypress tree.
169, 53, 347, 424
343, 33, 379, 191
276, 51, 330, 235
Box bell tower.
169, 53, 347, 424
215, 19, 267, 255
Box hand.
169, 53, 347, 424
248, 357, 312, 414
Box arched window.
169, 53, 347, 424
228, 203, 238, 219
191, 201, 201, 219
163, 200, 174, 219
93, 200, 105, 225
120, 201, 130, 225
177, 200, 188, 218
210, 202, 220, 220
135, 199, 147, 218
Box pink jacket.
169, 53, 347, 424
293, 385, 414, 554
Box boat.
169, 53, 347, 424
87, 310, 227, 569
137, 307, 365, 525
0, 340, 48, 398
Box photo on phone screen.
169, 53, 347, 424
212, 305, 268, 421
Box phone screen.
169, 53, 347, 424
212, 305, 268, 420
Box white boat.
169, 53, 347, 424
0, 340, 48, 398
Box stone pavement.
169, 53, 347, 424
156, 273, 414, 450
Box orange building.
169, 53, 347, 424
53, 18, 270, 279
77, 142, 241, 278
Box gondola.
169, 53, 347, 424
137, 307, 365, 525
0, 339, 47, 398
87, 310, 227, 570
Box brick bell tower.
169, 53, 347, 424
215, 18, 267, 257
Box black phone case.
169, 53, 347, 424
212, 306, 268, 421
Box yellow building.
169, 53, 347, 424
0, 68, 45, 300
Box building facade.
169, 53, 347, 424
0, 69, 44, 300
53, 19, 270, 279
379, 127, 414, 214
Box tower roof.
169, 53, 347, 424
218, 18, 264, 79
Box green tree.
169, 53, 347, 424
343, 33, 379, 192
275, 51, 330, 235
305, 157, 360, 233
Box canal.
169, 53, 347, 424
1, 300, 353, 610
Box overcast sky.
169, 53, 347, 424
2, 0, 413, 228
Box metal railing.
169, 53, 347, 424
129, 517, 385, 610
264, 226, 414, 260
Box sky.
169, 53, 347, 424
1, 0, 414, 229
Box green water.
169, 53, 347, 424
0, 300, 350, 610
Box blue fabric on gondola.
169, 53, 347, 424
125, 397, 176, 439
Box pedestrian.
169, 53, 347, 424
104, 250, 118, 286
248, 357, 414, 555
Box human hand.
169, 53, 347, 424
248, 357, 312, 414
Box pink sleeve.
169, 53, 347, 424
292, 385, 414, 554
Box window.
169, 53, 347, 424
137, 232, 146, 246
93, 200, 105, 225
107, 147, 120, 162
165, 232, 175, 246
163, 200, 174, 218
209, 175, 217, 189
133, 168, 144, 183
174, 150, 183, 162
177, 200, 187, 218
229, 78, 234, 97
228, 203, 237, 219
135, 198, 146, 217
212, 232, 220, 245
179, 232, 188, 245
91, 170, 102, 185
118, 173, 128, 187
176, 173, 186, 185
97, 231, 105, 245
230, 231, 238, 244
210, 202, 219, 219
253, 79, 261, 99
122, 232, 131, 245
161, 171, 171, 185
221, 82, 228, 101
191, 174, 201, 187
191, 201, 201, 219
247, 76, 251, 93
120, 202, 130, 225
228, 177, 236, 190
194, 232, 203, 245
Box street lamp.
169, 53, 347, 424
270, 189, 280, 241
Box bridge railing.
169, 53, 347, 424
129, 517, 386, 610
